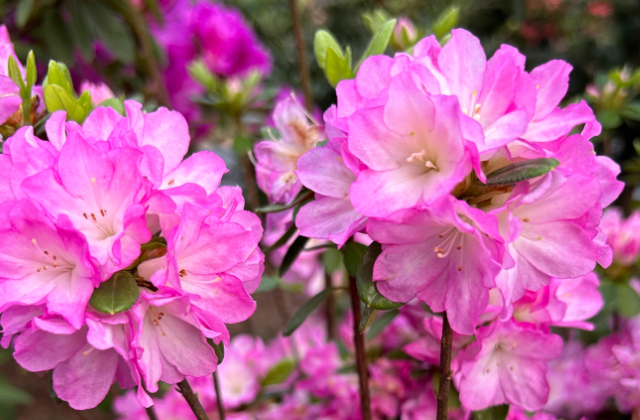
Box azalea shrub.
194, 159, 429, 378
0, 1, 639, 420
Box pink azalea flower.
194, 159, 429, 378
600, 208, 640, 266
79, 81, 115, 106
254, 97, 325, 204
295, 137, 367, 247
130, 289, 221, 393
457, 320, 563, 411
512, 273, 603, 331
0, 25, 24, 125
0, 200, 99, 329
348, 71, 480, 218
369, 197, 505, 334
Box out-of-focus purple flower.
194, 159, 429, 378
601, 208, 640, 266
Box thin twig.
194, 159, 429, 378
325, 272, 335, 340
348, 276, 372, 420
288, 0, 314, 112
176, 379, 210, 420
437, 312, 454, 420
145, 405, 159, 420
213, 371, 226, 420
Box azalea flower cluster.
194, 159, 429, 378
252, 29, 625, 413
151, 0, 272, 122
0, 101, 264, 410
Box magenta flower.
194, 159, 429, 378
254, 97, 325, 204
0, 200, 99, 329
295, 137, 367, 247
368, 197, 505, 334
601, 208, 640, 265
457, 320, 563, 411
0, 25, 24, 125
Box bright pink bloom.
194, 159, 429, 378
348, 71, 479, 218
369, 197, 505, 334
295, 137, 367, 247
254, 97, 325, 204
457, 320, 563, 411
600, 208, 640, 265
0, 25, 24, 124
0, 200, 99, 329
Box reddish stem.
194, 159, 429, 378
348, 276, 372, 420
437, 312, 454, 420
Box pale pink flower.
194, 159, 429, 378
457, 320, 563, 411
79, 81, 115, 106
600, 208, 640, 265
0, 25, 24, 125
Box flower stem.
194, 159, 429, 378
288, 0, 313, 112
348, 276, 372, 420
437, 311, 454, 420
145, 405, 159, 420
177, 379, 210, 420
213, 371, 226, 420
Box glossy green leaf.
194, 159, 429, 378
98, 98, 126, 116
432, 6, 460, 40
314, 30, 344, 71
342, 241, 367, 278
43, 10, 74, 65
616, 283, 640, 318
622, 102, 640, 121
44, 85, 87, 123
7, 56, 24, 91
356, 18, 396, 71
279, 235, 310, 277
262, 359, 296, 386
366, 309, 399, 340
473, 404, 509, 420
16, 0, 36, 28
485, 158, 560, 186
325, 47, 354, 88
356, 242, 404, 310
25, 51, 36, 92
208, 340, 225, 364
283, 288, 334, 336
359, 306, 378, 333
89, 271, 140, 315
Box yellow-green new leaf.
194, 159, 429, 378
314, 30, 344, 71
355, 18, 396, 72
326, 48, 353, 88
44, 85, 87, 123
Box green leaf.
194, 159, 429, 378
432, 6, 460, 40
359, 306, 378, 333
188, 59, 217, 91
314, 30, 344, 71
16, 0, 36, 28
25, 51, 36, 92
279, 235, 309, 277
261, 359, 296, 386
366, 309, 399, 340
45, 61, 74, 94
208, 340, 225, 364
325, 47, 354, 88
597, 109, 622, 129
356, 242, 404, 310
484, 158, 560, 186
0, 379, 32, 406
355, 19, 396, 71
616, 283, 640, 318
89, 271, 140, 315
621, 102, 640, 121
69, 0, 96, 61
473, 404, 509, 420
322, 248, 343, 275
98, 98, 126, 116
264, 223, 298, 254
86, 1, 136, 64
283, 288, 334, 336
7, 56, 24, 91
256, 190, 313, 213
78, 90, 93, 115
634, 139, 640, 157
342, 241, 367, 278
255, 275, 278, 293
43, 10, 74, 65
44, 85, 87, 123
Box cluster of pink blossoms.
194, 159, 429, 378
257, 29, 624, 412
0, 101, 264, 409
